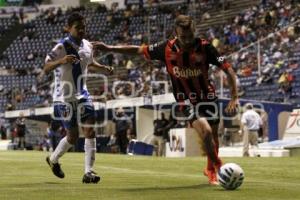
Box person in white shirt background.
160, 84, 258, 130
240, 103, 263, 157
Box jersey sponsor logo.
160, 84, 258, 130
173, 66, 202, 78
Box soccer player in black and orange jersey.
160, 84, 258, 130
93, 15, 238, 185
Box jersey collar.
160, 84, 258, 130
67, 35, 83, 48
174, 37, 201, 52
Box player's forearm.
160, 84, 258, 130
43, 59, 62, 74
107, 45, 143, 55
88, 61, 112, 74
225, 68, 238, 100
88, 63, 108, 71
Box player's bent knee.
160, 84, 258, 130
84, 129, 95, 139
191, 119, 200, 129
192, 118, 209, 130
67, 135, 78, 145
192, 119, 212, 136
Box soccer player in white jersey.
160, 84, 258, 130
44, 12, 113, 183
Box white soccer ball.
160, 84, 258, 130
217, 163, 244, 190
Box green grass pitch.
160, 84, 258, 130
0, 151, 299, 200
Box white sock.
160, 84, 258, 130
85, 138, 96, 174
50, 137, 73, 164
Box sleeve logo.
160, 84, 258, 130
217, 56, 225, 62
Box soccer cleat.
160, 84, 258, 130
82, 171, 101, 184
46, 156, 65, 179
203, 168, 218, 185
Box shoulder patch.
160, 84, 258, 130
149, 41, 165, 51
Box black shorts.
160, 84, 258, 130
17, 131, 25, 137
174, 99, 220, 125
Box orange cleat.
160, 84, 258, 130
203, 168, 218, 185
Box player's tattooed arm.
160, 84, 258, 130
43, 55, 79, 74
92, 41, 143, 55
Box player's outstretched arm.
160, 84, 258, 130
43, 55, 79, 74
92, 41, 144, 55
88, 60, 114, 75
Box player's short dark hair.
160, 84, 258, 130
67, 12, 84, 26
245, 103, 253, 110
175, 15, 193, 29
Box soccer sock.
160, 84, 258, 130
213, 136, 219, 154
203, 134, 221, 167
50, 136, 73, 164
207, 148, 221, 171
84, 138, 96, 174
207, 157, 214, 171
213, 134, 222, 169
207, 135, 220, 171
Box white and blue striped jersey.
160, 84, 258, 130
45, 36, 93, 102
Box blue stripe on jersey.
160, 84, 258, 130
81, 89, 90, 98
48, 52, 56, 59
62, 38, 84, 93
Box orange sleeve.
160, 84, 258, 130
141, 44, 150, 60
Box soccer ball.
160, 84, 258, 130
217, 163, 244, 190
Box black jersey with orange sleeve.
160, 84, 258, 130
142, 38, 232, 104
142, 41, 168, 62
204, 41, 231, 71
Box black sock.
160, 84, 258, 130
203, 134, 218, 164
